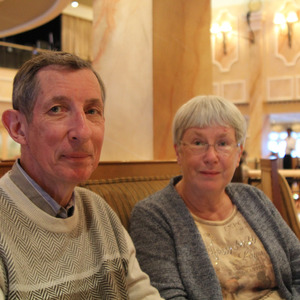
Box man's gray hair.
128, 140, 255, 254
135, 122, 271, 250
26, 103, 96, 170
12, 51, 105, 122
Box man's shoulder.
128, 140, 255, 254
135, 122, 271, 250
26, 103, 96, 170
75, 186, 112, 211
74, 186, 125, 228
0, 172, 19, 199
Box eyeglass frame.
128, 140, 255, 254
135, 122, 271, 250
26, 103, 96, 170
179, 140, 241, 156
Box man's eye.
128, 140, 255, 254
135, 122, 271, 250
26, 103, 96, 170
86, 108, 101, 115
49, 106, 62, 113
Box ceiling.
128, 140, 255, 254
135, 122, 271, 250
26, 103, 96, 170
78, 0, 92, 6
0, 0, 69, 38
0, 0, 92, 38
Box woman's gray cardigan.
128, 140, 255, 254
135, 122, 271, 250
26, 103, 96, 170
130, 176, 300, 300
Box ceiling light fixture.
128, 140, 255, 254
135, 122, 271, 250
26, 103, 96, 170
71, 1, 79, 8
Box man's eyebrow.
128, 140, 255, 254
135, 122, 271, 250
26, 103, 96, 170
47, 96, 102, 106
47, 95, 69, 103
85, 98, 104, 109
86, 98, 102, 104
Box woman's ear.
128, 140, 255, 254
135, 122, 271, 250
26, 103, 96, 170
236, 144, 244, 167
2, 109, 28, 145
174, 144, 181, 165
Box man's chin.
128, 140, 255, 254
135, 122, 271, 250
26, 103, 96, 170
66, 169, 94, 184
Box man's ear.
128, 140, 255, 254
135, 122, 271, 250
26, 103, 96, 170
2, 109, 28, 145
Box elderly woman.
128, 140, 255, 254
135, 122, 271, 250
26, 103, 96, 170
130, 95, 300, 299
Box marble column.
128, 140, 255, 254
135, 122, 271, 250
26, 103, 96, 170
247, 24, 264, 161
153, 0, 213, 159
92, 0, 153, 161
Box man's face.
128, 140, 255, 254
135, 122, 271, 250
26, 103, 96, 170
20, 66, 105, 191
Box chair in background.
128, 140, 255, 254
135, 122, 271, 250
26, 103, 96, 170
260, 158, 283, 216
260, 157, 300, 239
277, 173, 300, 239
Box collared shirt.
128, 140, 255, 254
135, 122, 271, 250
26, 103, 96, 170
9, 160, 75, 218
285, 136, 296, 155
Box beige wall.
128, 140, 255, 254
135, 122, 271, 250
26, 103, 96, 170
92, 0, 154, 161
212, 0, 300, 163
0, 67, 16, 160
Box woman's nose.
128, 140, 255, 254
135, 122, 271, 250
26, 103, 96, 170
203, 144, 219, 161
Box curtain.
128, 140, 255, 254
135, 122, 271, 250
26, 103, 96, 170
61, 14, 93, 62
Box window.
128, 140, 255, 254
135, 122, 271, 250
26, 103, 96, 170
267, 131, 300, 158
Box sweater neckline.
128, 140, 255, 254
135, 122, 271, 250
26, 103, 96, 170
1, 173, 79, 233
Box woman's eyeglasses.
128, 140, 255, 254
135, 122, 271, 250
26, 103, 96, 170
180, 141, 240, 156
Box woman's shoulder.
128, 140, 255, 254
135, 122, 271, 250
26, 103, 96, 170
131, 176, 190, 222
227, 182, 265, 195
135, 176, 182, 208
226, 182, 273, 210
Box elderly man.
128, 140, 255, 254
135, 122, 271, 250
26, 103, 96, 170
0, 51, 162, 299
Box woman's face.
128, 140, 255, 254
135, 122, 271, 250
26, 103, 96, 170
175, 125, 243, 194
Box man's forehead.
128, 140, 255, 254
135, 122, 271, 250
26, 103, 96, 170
34, 67, 103, 106
37, 64, 89, 76
36, 65, 99, 89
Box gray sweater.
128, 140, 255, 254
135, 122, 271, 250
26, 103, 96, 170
130, 176, 300, 300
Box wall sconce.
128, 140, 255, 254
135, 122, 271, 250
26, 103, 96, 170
274, 9, 299, 48
211, 10, 239, 72
210, 21, 232, 55
211, 8, 257, 56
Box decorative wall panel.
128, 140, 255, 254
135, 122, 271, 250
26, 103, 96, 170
213, 82, 221, 96
267, 76, 293, 101
294, 75, 300, 98
221, 80, 246, 103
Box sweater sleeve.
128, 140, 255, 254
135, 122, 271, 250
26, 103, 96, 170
263, 198, 300, 297
0, 289, 4, 300
130, 202, 188, 300
266, 199, 300, 296
229, 184, 300, 298
124, 228, 164, 299
0, 257, 5, 299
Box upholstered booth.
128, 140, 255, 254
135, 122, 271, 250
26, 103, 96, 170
0, 160, 180, 230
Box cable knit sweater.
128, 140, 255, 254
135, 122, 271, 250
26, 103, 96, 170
0, 172, 162, 300
130, 176, 300, 300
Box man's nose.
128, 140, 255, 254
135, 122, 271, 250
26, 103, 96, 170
69, 112, 92, 141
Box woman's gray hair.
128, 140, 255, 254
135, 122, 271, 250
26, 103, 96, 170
172, 95, 247, 146
12, 51, 105, 122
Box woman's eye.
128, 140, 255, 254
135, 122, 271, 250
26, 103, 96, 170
218, 141, 228, 147
194, 141, 205, 146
